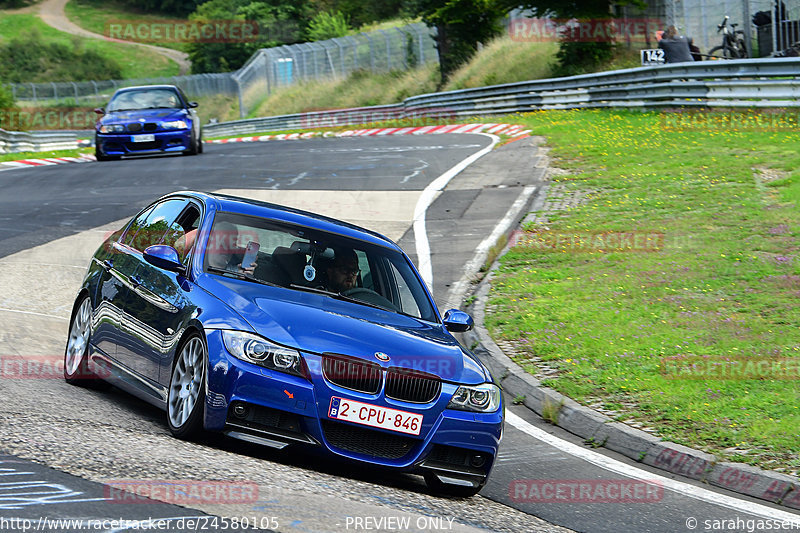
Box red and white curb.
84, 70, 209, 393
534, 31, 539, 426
207, 123, 531, 145
0, 154, 96, 171
0, 124, 531, 170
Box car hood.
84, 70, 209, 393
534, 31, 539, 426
100, 108, 188, 124
200, 276, 488, 384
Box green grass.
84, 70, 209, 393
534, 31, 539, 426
249, 65, 440, 118
247, 35, 643, 118
64, 0, 186, 52
445, 36, 559, 90
0, 147, 91, 162
0, 13, 179, 79
485, 109, 800, 475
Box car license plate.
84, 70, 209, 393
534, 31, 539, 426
328, 397, 422, 436
132, 134, 155, 142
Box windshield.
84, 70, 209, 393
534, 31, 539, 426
204, 212, 437, 322
108, 89, 181, 112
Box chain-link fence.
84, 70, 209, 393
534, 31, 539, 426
232, 23, 437, 116
9, 22, 437, 119
624, 0, 800, 58
9, 73, 238, 109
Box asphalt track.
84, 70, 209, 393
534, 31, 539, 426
0, 135, 798, 533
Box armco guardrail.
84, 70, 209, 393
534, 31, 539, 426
0, 129, 78, 155
203, 104, 404, 137
203, 57, 800, 137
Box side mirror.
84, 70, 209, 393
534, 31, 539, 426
443, 309, 474, 332
93, 107, 105, 115
144, 245, 186, 275
188, 102, 199, 108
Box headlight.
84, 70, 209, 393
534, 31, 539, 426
162, 120, 188, 130
222, 331, 307, 379
447, 383, 501, 413
99, 124, 125, 133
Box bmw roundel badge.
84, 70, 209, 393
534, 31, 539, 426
374, 352, 390, 362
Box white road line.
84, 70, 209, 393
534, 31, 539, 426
412, 134, 499, 289
506, 412, 800, 524
0, 307, 68, 320
445, 185, 537, 308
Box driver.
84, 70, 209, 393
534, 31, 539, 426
160, 92, 179, 108
326, 248, 359, 293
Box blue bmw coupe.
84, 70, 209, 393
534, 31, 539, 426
94, 85, 202, 161
64, 191, 503, 495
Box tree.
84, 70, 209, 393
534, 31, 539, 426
407, 0, 505, 85
116, 0, 203, 18
501, 0, 646, 76
186, 0, 310, 74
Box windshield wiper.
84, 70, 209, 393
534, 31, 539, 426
288, 284, 386, 311
207, 266, 278, 287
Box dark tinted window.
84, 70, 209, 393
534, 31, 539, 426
124, 199, 187, 252
205, 212, 436, 321
108, 88, 182, 111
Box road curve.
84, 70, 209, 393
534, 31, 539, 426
38, 0, 191, 75
0, 136, 567, 533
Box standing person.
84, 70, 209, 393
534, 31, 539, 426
658, 25, 695, 63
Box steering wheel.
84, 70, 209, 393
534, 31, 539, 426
342, 288, 399, 311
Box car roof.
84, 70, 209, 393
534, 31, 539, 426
169, 191, 401, 251
113, 85, 180, 93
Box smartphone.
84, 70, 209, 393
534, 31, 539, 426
241, 241, 260, 269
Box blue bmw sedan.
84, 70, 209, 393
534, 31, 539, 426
64, 191, 503, 496
94, 85, 202, 161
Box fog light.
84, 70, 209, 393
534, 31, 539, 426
470, 454, 486, 468
232, 403, 248, 419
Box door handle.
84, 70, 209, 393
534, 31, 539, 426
130, 275, 143, 288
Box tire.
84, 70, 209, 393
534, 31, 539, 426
424, 472, 484, 498
198, 133, 204, 154
64, 296, 108, 388
708, 45, 734, 59
167, 334, 206, 439
735, 39, 748, 58
94, 139, 119, 162
184, 130, 199, 156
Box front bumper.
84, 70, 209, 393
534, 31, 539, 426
203, 330, 503, 481
96, 129, 192, 156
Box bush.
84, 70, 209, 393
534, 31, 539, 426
306, 11, 350, 41
0, 0, 34, 7
0, 84, 14, 110
553, 40, 615, 77
0, 29, 122, 82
